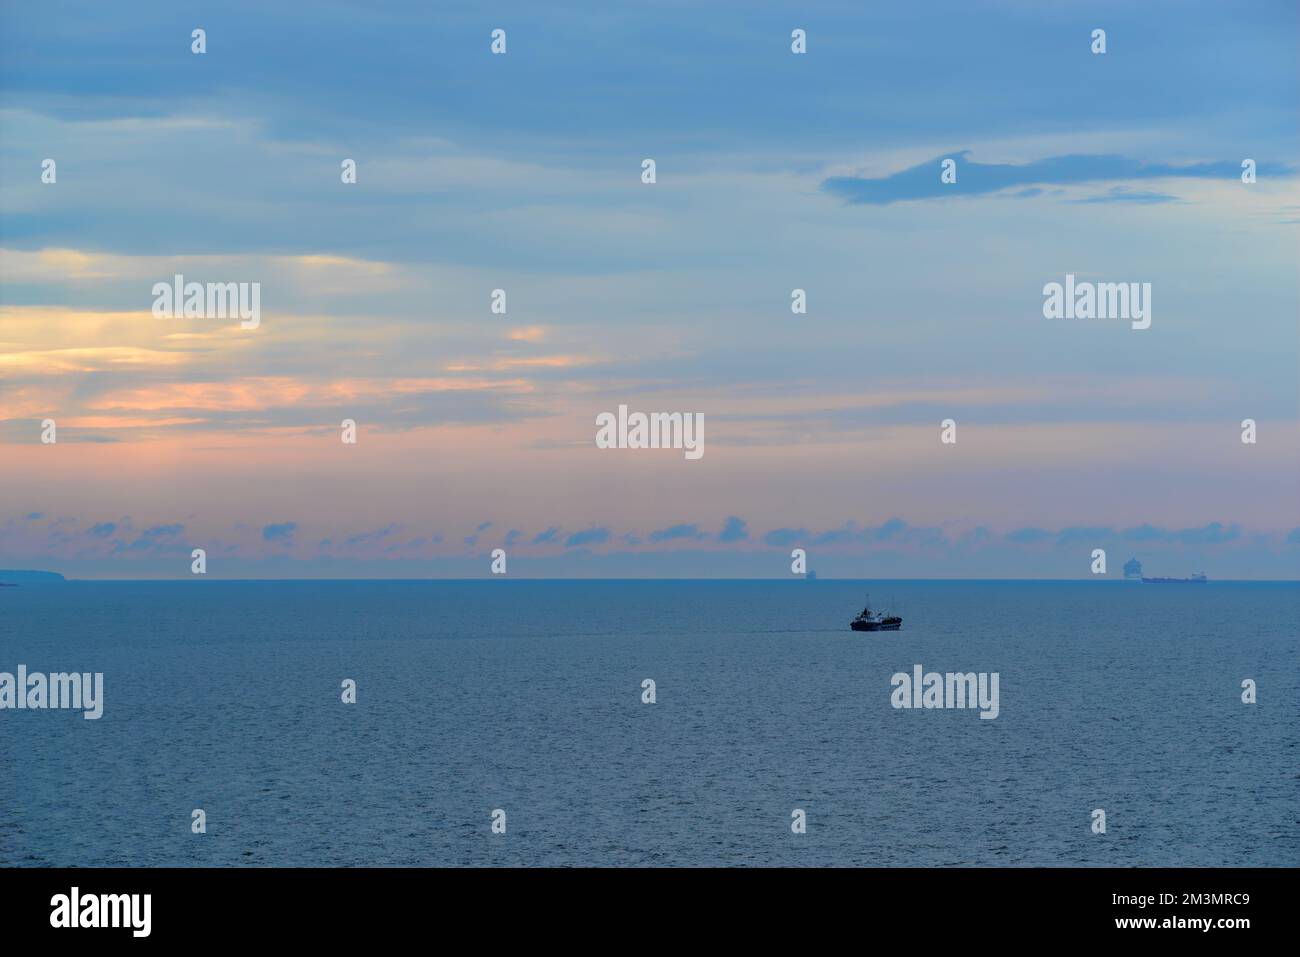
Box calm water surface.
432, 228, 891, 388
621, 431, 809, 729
1, 580, 1295, 866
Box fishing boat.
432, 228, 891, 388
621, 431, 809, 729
850, 596, 902, 632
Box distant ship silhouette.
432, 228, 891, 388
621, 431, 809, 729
1124, 558, 1206, 584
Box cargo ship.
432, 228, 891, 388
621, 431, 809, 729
1123, 558, 1206, 583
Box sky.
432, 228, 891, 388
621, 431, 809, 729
1, 1, 1297, 579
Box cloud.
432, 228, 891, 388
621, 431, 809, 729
821, 152, 1292, 205
565, 527, 610, 548
893, 524, 947, 547
141, 524, 182, 538
343, 524, 399, 547
762, 527, 808, 547
463, 521, 492, 547
1169, 522, 1240, 545
812, 524, 856, 546
1009, 522, 1243, 547
112, 523, 186, 554
717, 516, 749, 543
262, 522, 297, 543
648, 523, 708, 544
532, 527, 561, 545
5, 510, 1293, 579
507, 326, 547, 343
759, 521, 945, 549
1122, 524, 1166, 542
1055, 526, 1115, 545
504, 529, 521, 546
1005, 527, 1052, 544
867, 518, 909, 542
1067, 187, 1180, 205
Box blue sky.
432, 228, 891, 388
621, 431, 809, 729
1, 1, 1297, 578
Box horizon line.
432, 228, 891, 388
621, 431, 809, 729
6, 576, 1298, 584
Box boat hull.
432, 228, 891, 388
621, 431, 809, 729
850, 619, 902, 632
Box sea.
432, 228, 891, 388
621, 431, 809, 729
1, 580, 1296, 867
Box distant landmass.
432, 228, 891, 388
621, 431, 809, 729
0, 570, 66, 583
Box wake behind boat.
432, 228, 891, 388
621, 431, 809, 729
850, 595, 902, 632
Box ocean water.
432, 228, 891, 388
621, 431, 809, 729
0, 580, 1295, 867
